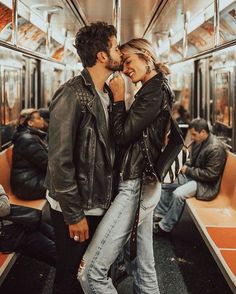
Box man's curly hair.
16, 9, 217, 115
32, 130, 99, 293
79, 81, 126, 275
74, 22, 117, 67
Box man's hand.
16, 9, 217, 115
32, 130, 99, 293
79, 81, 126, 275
69, 217, 89, 243
181, 165, 187, 174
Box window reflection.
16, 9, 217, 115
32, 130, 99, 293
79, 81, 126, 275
219, 0, 236, 44
214, 71, 232, 127
0, 2, 12, 42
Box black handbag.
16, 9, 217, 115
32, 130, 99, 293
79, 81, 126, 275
4, 204, 42, 230
155, 116, 184, 182
140, 81, 184, 183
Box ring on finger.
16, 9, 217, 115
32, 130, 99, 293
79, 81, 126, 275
74, 235, 79, 241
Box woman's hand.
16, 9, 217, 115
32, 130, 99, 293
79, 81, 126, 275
109, 72, 125, 102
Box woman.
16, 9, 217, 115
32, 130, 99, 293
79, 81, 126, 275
78, 38, 173, 293
11, 108, 48, 200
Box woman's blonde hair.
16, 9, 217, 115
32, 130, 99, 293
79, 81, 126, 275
18, 108, 38, 126
120, 38, 170, 75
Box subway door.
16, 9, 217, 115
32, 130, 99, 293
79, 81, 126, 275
195, 58, 212, 124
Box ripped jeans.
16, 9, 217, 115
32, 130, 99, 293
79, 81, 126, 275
78, 178, 161, 294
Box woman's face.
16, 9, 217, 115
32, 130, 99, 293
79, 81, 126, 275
122, 53, 148, 84
28, 112, 45, 130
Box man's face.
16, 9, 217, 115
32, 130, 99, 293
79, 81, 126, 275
105, 36, 122, 71
190, 128, 207, 144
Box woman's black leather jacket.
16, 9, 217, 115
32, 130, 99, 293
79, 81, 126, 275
112, 72, 172, 181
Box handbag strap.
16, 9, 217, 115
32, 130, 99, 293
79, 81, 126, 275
130, 178, 143, 261
140, 130, 158, 180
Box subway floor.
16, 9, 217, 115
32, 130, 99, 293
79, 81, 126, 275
0, 207, 232, 294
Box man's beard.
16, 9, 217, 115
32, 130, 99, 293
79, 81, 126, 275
105, 55, 122, 71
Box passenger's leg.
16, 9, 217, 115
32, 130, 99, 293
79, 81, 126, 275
38, 222, 55, 241
154, 174, 187, 219
50, 208, 102, 294
78, 179, 141, 294
159, 180, 197, 232
17, 228, 56, 267
154, 185, 174, 218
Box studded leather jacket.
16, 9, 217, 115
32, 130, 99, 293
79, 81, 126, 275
112, 72, 172, 181
45, 69, 114, 225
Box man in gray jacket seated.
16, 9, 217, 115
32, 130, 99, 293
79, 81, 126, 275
154, 118, 227, 235
0, 185, 56, 266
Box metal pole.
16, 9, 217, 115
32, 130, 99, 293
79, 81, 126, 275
214, 0, 220, 47
112, 0, 121, 43
183, 11, 189, 59
46, 13, 52, 57
12, 0, 18, 45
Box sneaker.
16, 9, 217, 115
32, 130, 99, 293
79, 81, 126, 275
153, 223, 170, 237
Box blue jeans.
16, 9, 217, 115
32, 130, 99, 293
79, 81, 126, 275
78, 178, 161, 294
154, 174, 197, 232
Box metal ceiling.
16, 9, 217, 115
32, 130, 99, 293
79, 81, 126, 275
73, 0, 163, 43
3, 0, 236, 62
71, 0, 216, 45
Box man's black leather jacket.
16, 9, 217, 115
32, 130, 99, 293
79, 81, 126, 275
185, 134, 227, 200
112, 72, 172, 181
45, 69, 114, 225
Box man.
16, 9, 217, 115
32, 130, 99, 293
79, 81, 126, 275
154, 118, 227, 235
45, 22, 122, 294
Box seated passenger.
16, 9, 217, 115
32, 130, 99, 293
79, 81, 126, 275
38, 108, 50, 132
154, 118, 227, 235
0, 185, 56, 266
11, 109, 48, 200
172, 101, 190, 139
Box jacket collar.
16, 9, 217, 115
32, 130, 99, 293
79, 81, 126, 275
81, 68, 94, 87
135, 71, 167, 97
81, 68, 112, 94
13, 125, 47, 144
201, 133, 212, 147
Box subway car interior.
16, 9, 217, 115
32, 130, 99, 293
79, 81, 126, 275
0, 0, 236, 293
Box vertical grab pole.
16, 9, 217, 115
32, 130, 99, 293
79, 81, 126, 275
214, 0, 220, 47
112, 0, 121, 44
12, 0, 18, 45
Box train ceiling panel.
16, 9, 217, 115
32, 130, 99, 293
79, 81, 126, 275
74, 0, 161, 43
18, 0, 83, 45
150, 0, 214, 43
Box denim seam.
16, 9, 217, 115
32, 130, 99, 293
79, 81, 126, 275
86, 205, 126, 293
87, 179, 140, 293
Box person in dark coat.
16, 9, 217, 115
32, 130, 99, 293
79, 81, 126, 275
38, 108, 50, 132
10, 108, 48, 200
0, 185, 56, 266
